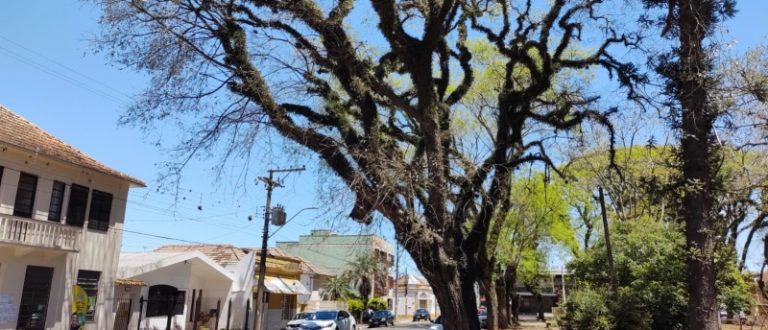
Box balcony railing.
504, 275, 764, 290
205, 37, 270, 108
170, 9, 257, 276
0, 215, 80, 252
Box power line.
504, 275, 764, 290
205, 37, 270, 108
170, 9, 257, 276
116, 228, 205, 244
0, 35, 134, 106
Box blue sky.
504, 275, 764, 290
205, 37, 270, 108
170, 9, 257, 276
0, 1, 385, 252
0, 1, 766, 271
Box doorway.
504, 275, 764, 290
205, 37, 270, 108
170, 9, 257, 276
16, 266, 54, 329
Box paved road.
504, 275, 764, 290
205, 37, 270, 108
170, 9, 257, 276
362, 320, 433, 329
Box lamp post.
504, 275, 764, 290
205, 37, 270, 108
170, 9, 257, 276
253, 166, 305, 330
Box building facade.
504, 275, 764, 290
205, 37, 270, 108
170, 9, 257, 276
390, 275, 439, 319
276, 230, 394, 297
117, 251, 236, 330
0, 105, 144, 329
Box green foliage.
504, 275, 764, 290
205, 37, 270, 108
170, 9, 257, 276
496, 173, 577, 268
344, 254, 388, 300
718, 260, 754, 315
561, 287, 652, 330
569, 219, 687, 330
347, 298, 365, 316
367, 297, 388, 311
323, 275, 351, 301
560, 286, 614, 330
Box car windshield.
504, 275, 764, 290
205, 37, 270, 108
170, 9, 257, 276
294, 312, 314, 320
310, 311, 338, 320
373, 311, 388, 317
417, 309, 427, 313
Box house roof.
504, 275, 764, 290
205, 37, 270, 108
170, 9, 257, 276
397, 274, 430, 286
153, 244, 250, 266
118, 251, 235, 282
0, 105, 145, 187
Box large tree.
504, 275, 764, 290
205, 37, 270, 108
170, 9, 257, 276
96, 0, 641, 328
642, 0, 737, 327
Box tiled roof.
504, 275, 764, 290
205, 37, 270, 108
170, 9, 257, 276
115, 278, 146, 286
154, 244, 250, 265
0, 105, 145, 187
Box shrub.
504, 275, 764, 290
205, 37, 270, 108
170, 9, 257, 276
367, 297, 388, 311
347, 298, 365, 316
561, 287, 614, 330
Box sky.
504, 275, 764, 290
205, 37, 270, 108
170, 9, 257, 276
0, 1, 767, 271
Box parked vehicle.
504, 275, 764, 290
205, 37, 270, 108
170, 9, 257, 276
286, 311, 315, 329
479, 309, 487, 329
299, 309, 357, 330
367, 310, 395, 327
413, 308, 431, 321
429, 316, 443, 330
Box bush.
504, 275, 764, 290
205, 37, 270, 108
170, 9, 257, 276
367, 297, 388, 311
347, 298, 365, 316
561, 287, 614, 330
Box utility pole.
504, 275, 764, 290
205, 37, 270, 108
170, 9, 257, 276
393, 239, 400, 319
253, 166, 305, 330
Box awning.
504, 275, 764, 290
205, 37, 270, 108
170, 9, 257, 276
259, 276, 310, 295
115, 278, 146, 287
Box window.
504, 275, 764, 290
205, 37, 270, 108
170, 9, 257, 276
87, 190, 113, 231
14, 172, 38, 218
48, 181, 65, 221
66, 184, 89, 227
76, 270, 101, 322
146, 285, 185, 317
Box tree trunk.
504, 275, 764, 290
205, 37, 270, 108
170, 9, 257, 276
422, 262, 481, 330
484, 275, 499, 330
495, 275, 510, 328
676, 0, 719, 329
505, 263, 519, 324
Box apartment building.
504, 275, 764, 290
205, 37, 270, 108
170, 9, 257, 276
276, 229, 394, 297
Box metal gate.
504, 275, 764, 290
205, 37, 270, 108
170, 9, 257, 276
113, 296, 132, 330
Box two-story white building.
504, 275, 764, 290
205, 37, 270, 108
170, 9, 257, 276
0, 105, 144, 329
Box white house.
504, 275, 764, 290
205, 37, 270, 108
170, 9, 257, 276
0, 105, 145, 329
150, 244, 258, 330
389, 274, 440, 319
117, 251, 236, 330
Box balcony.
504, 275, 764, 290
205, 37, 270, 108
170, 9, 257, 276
0, 215, 80, 252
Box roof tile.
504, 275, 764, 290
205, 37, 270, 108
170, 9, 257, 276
0, 105, 145, 186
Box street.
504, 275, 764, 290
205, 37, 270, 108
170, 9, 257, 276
364, 320, 433, 329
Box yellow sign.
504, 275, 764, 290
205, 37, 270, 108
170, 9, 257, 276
72, 285, 88, 314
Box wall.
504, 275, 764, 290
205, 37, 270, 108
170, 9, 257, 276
131, 261, 192, 330
0, 250, 69, 329
392, 290, 439, 318
277, 234, 378, 275
0, 146, 133, 329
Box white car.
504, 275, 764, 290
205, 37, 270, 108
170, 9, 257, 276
286, 311, 315, 329
429, 316, 443, 330
299, 309, 357, 330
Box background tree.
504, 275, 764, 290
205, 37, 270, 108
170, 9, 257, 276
96, 0, 642, 328
639, 0, 768, 326
344, 254, 388, 303
323, 275, 351, 301
484, 173, 576, 328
